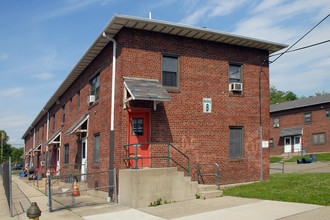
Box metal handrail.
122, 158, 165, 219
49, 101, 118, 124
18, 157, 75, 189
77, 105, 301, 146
269, 161, 285, 174
197, 163, 220, 189
123, 142, 190, 176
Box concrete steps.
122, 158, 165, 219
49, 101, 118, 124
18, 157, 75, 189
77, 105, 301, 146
197, 184, 223, 199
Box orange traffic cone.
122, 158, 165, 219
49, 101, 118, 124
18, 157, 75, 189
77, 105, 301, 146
74, 179, 79, 197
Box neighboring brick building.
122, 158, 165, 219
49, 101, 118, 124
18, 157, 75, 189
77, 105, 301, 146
22, 14, 286, 188
270, 94, 330, 156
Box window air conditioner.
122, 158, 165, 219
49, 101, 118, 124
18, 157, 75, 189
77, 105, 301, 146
40, 161, 45, 166
229, 83, 242, 92
88, 95, 95, 104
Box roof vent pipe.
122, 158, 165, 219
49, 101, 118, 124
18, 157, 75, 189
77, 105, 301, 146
102, 32, 116, 202
149, 11, 151, 19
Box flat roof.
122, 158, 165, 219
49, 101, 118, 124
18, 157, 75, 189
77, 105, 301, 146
22, 14, 288, 139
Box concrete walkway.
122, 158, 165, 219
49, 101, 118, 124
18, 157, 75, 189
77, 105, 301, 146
1, 166, 329, 220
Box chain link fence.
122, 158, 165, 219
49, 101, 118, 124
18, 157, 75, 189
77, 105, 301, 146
0, 157, 12, 216
47, 168, 117, 212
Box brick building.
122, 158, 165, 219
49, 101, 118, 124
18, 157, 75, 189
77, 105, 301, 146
270, 94, 330, 156
22, 14, 286, 188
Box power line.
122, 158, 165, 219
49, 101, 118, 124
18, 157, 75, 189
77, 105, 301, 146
270, 13, 330, 64
269, 39, 330, 57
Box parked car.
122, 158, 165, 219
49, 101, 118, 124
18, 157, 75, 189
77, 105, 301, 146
12, 164, 23, 170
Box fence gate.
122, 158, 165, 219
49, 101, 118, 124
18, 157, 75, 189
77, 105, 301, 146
47, 168, 117, 212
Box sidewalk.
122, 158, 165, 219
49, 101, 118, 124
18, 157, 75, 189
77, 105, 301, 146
1, 174, 329, 220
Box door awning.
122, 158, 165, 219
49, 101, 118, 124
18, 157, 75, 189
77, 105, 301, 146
65, 113, 89, 136
280, 126, 303, 137
23, 148, 33, 158
44, 129, 62, 146
123, 77, 171, 103
33, 142, 42, 152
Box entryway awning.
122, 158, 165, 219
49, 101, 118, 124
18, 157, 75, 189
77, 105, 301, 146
44, 129, 62, 146
33, 142, 42, 152
124, 77, 171, 103
64, 113, 89, 136
280, 126, 303, 137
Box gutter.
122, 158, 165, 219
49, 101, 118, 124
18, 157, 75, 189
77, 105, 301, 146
102, 32, 116, 202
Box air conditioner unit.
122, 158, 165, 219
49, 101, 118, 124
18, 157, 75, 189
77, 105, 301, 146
88, 95, 95, 104
229, 83, 242, 92
40, 161, 45, 166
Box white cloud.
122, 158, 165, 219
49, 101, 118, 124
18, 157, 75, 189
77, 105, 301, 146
31, 72, 55, 80
0, 87, 24, 97
0, 53, 8, 60
180, 0, 251, 25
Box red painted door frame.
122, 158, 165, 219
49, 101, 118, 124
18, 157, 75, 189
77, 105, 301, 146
128, 109, 151, 168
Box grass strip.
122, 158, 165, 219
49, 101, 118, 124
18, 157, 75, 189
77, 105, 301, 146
270, 157, 282, 162
285, 153, 330, 162
223, 173, 330, 206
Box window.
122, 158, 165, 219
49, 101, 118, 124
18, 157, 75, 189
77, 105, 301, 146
90, 73, 100, 102
64, 144, 69, 164
70, 98, 72, 114
269, 138, 274, 149
162, 55, 179, 88
77, 90, 80, 110
52, 114, 55, 131
312, 133, 326, 145
62, 105, 65, 124
326, 109, 329, 118
229, 127, 244, 159
229, 64, 242, 83
42, 125, 44, 140
93, 133, 100, 165
131, 118, 144, 136
43, 152, 45, 162
304, 112, 312, 124
273, 117, 280, 128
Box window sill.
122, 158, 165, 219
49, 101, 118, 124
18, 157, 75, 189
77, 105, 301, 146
165, 88, 180, 93
229, 92, 244, 97
92, 164, 99, 169
229, 157, 244, 162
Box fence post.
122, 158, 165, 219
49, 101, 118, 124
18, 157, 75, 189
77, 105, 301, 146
114, 168, 117, 203
9, 157, 12, 217
167, 143, 170, 167
135, 144, 138, 169
47, 173, 52, 213
71, 176, 75, 206
197, 164, 200, 184
282, 162, 285, 174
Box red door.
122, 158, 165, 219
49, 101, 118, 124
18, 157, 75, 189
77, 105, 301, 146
128, 110, 150, 168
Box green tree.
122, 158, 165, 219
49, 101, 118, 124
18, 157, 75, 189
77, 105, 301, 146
270, 86, 298, 104
0, 130, 12, 163
11, 147, 23, 164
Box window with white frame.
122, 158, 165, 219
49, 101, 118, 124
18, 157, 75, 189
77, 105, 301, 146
93, 133, 100, 165
304, 112, 312, 124
273, 117, 280, 128
64, 144, 69, 164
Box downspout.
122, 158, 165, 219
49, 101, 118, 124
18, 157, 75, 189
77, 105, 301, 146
102, 32, 116, 201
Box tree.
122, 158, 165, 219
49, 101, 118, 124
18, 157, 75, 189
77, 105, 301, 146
0, 130, 12, 163
270, 86, 298, 104
11, 147, 24, 164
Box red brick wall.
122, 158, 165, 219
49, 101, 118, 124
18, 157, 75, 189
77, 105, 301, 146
24, 27, 271, 186
270, 103, 330, 155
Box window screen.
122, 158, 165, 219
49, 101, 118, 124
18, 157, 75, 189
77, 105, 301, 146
93, 134, 100, 164
273, 118, 280, 128
162, 56, 178, 87
131, 118, 144, 136
229, 64, 242, 83
304, 112, 312, 123
64, 144, 69, 164
229, 127, 243, 159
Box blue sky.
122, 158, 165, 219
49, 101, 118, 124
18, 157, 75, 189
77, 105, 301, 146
0, 0, 329, 147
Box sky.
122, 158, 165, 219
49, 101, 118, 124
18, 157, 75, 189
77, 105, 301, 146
0, 0, 329, 147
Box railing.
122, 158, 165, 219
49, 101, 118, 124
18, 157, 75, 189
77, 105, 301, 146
123, 142, 190, 176
197, 163, 220, 190
269, 161, 285, 174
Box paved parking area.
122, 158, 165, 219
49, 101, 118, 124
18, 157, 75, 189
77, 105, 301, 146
270, 161, 330, 174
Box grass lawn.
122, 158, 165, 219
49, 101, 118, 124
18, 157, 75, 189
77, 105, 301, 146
223, 173, 330, 206
270, 157, 282, 162
285, 153, 330, 162
11, 170, 22, 175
